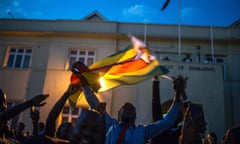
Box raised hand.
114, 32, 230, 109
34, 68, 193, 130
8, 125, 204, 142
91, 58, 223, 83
172, 76, 183, 102
30, 106, 39, 122
71, 62, 90, 87
30, 94, 49, 107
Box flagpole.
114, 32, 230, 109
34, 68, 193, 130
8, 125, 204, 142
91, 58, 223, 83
210, 25, 215, 63
178, 0, 182, 61
144, 22, 147, 43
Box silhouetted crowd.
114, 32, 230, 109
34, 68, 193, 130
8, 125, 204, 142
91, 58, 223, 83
0, 62, 239, 144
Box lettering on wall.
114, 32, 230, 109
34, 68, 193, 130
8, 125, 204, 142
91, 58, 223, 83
162, 65, 215, 72
188, 66, 215, 72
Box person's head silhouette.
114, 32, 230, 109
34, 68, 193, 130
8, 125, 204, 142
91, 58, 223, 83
70, 108, 105, 144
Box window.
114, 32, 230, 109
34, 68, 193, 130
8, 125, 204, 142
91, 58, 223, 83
62, 106, 82, 124
4, 47, 32, 68
68, 49, 96, 69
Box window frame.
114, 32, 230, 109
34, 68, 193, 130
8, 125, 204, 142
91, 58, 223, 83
62, 106, 82, 124
66, 48, 96, 70
3, 45, 33, 69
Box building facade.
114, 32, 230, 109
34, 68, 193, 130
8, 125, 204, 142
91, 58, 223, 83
0, 12, 240, 139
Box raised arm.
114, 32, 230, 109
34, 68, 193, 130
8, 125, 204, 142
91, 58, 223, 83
152, 76, 163, 121
0, 94, 49, 124
71, 62, 116, 135
178, 77, 207, 144
145, 76, 183, 139
30, 106, 40, 136
71, 64, 100, 110
45, 85, 79, 137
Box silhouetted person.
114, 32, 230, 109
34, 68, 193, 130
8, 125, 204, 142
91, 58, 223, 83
44, 85, 79, 142
222, 125, 240, 144
182, 54, 192, 62
69, 108, 105, 144
0, 88, 49, 143
204, 57, 213, 63
38, 122, 45, 135
178, 76, 207, 144
207, 132, 218, 144
30, 106, 40, 136
151, 76, 182, 144
15, 122, 26, 141
71, 62, 183, 144
163, 56, 170, 61
21, 84, 78, 144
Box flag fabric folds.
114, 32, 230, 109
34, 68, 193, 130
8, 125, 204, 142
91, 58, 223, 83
69, 71, 100, 109
89, 35, 169, 92
68, 35, 169, 108
69, 61, 100, 109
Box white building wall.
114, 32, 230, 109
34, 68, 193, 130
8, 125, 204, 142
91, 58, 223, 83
0, 18, 239, 140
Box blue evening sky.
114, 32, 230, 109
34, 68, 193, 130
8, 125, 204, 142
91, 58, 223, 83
0, 0, 240, 27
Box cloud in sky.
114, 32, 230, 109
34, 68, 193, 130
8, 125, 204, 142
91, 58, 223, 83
0, 0, 44, 19
121, 4, 159, 23
122, 4, 153, 18
0, 0, 25, 18
181, 6, 198, 20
